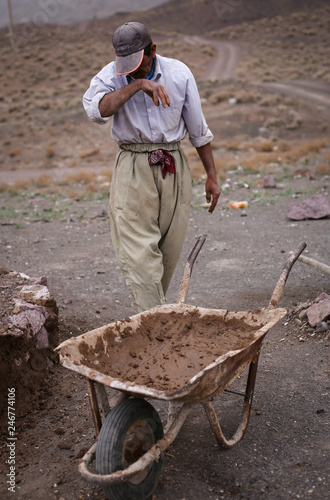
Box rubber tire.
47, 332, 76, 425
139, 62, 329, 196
96, 398, 164, 500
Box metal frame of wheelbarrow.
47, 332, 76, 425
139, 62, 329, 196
57, 238, 307, 490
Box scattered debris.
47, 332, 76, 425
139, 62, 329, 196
306, 293, 330, 327
230, 201, 248, 209
287, 194, 330, 220
289, 293, 330, 339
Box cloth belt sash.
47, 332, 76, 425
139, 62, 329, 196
120, 142, 179, 178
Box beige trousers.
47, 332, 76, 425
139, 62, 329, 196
109, 142, 192, 312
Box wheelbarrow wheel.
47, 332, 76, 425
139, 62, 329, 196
96, 398, 164, 500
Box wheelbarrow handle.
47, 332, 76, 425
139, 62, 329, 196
268, 241, 307, 309
178, 236, 206, 304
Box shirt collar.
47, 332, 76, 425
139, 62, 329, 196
146, 56, 156, 80
153, 55, 161, 79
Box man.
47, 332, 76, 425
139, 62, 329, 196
83, 21, 220, 312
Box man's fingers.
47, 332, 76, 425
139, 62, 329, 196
155, 87, 170, 108
208, 197, 217, 213
160, 90, 171, 108
153, 91, 160, 106
206, 185, 220, 213
142, 81, 170, 107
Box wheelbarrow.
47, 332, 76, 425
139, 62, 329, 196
56, 238, 306, 500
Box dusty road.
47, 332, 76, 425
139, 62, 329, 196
263, 80, 330, 109
181, 36, 242, 80
184, 36, 330, 109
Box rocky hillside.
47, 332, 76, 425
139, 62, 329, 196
96, 0, 330, 35
3, 0, 330, 35
0, 1, 329, 192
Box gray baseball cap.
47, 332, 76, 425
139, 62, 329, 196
112, 22, 152, 76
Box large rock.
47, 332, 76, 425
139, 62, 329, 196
306, 293, 330, 328
0, 271, 58, 431
287, 194, 330, 220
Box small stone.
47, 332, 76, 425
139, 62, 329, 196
58, 441, 72, 450
54, 428, 65, 435
263, 175, 277, 188
0, 265, 9, 275
316, 292, 330, 302
315, 321, 329, 333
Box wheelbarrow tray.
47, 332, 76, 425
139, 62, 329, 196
56, 303, 287, 404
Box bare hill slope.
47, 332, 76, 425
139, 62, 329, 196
99, 0, 330, 35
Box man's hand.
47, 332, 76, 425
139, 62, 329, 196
196, 143, 221, 213
205, 177, 220, 213
139, 79, 170, 108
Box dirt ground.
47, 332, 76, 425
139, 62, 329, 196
1, 3, 330, 500
1, 177, 329, 500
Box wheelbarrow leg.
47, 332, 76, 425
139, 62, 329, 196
165, 402, 183, 433
94, 382, 110, 419
86, 379, 102, 436
202, 352, 260, 449
86, 380, 130, 436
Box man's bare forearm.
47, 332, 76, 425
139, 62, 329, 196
196, 143, 217, 180
99, 78, 170, 118
99, 79, 170, 117
99, 80, 142, 117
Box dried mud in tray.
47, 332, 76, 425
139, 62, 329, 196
77, 308, 260, 393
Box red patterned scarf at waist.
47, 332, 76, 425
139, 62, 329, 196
148, 149, 176, 179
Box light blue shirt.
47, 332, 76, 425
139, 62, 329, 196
82, 55, 214, 148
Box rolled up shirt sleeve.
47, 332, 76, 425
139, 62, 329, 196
82, 71, 114, 124
182, 68, 214, 148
